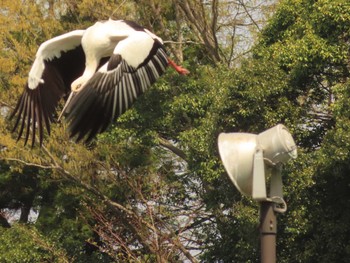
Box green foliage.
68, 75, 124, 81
0, 224, 69, 262
256, 0, 350, 262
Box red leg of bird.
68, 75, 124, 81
168, 58, 190, 75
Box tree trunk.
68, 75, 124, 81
0, 213, 11, 228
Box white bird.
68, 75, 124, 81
11, 19, 189, 146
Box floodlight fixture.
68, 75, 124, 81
217, 124, 297, 263
218, 124, 297, 202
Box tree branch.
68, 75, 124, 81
3, 158, 59, 169
158, 137, 187, 161
0, 212, 11, 228
238, 0, 261, 32
163, 40, 202, 45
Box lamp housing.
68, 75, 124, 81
218, 124, 297, 201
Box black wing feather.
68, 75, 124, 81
66, 42, 168, 143
11, 46, 86, 146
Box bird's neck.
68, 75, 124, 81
79, 57, 100, 83
84, 56, 99, 77
71, 59, 98, 92
82, 67, 95, 80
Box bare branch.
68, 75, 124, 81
3, 158, 59, 169
163, 40, 202, 45
175, 0, 221, 63
158, 137, 187, 161
238, 0, 261, 32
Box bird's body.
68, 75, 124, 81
11, 19, 189, 146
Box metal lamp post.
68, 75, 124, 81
218, 124, 297, 262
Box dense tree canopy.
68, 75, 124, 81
1, 0, 350, 262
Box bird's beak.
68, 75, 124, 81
58, 91, 76, 121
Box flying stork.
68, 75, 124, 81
11, 19, 189, 147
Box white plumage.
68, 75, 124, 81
11, 19, 189, 146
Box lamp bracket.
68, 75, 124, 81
270, 196, 287, 213
252, 148, 267, 200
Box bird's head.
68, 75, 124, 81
71, 76, 87, 92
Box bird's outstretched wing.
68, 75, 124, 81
11, 30, 86, 146
66, 32, 168, 142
